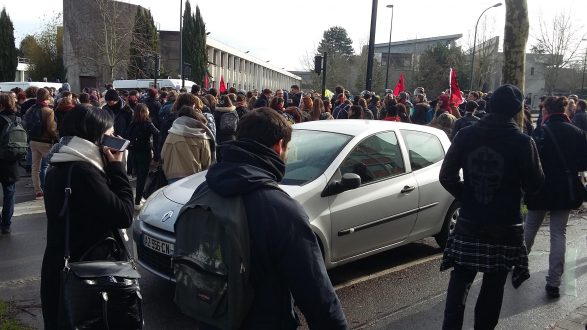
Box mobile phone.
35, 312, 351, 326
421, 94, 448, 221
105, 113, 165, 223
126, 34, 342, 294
102, 135, 130, 152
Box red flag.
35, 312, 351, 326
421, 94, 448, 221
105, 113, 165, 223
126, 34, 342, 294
449, 68, 463, 106
203, 74, 209, 89
393, 73, 405, 96
219, 75, 226, 93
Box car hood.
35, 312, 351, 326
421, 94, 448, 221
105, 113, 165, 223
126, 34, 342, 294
162, 170, 303, 204
141, 172, 305, 233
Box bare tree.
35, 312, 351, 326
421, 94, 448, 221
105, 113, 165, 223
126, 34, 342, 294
532, 11, 586, 93
84, 0, 136, 83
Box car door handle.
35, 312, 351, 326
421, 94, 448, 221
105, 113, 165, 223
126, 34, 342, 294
401, 185, 416, 193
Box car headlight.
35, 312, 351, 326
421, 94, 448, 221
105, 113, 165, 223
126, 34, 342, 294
138, 187, 165, 219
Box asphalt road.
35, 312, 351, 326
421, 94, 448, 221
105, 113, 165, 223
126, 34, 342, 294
2, 175, 587, 329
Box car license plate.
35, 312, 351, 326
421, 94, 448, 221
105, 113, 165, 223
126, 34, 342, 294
143, 235, 174, 256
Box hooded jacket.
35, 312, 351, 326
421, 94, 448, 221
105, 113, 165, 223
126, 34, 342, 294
203, 139, 347, 330
161, 116, 215, 180
440, 114, 544, 226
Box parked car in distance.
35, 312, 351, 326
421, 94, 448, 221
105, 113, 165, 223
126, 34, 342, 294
133, 120, 459, 281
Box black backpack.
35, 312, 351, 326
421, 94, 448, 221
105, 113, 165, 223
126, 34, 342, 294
173, 181, 279, 330
0, 115, 28, 161
219, 111, 238, 136
23, 104, 44, 138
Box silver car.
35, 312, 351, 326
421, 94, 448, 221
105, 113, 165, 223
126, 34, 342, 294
133, 120, 458, 281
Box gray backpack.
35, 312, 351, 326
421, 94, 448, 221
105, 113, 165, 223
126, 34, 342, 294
173, 181, 279, 329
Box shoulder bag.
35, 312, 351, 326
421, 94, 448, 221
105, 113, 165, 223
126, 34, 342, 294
542, 125, 587, 208
59, 164, 144, 329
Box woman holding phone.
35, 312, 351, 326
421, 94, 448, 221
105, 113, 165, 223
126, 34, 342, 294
127, 103, 159, 209
41, 105, 134, 329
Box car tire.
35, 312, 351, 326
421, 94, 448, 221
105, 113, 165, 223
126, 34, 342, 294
434, 201, 460, 249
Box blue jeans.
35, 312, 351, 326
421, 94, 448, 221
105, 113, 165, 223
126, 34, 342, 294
0, 182, 16, 230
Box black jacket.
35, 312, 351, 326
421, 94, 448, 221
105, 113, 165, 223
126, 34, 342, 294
41, 161, 134, 330
145, 97, 162, 128
411, 103, 429, 125
253, 95, 269, 109
451, 113, 479, 140
0, 110, 20, 184
572, 110, 587, 131
204, 140, 347, 330
525, 114, 587, 210
440, 114, 544, 225
102, 97, 133, 138
128, 121, 159, 153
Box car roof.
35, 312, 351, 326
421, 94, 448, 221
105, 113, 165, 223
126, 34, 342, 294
293, 119, 444, 137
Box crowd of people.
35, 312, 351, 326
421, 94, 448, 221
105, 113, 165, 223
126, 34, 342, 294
1, 80, 587, 329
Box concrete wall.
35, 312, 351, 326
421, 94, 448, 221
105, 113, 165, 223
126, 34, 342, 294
63, 0, 140, 92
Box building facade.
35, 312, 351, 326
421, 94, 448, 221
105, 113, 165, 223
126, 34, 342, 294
158, 32, 300, 91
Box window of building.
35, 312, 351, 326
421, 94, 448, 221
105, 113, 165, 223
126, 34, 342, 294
339, 132, 405, 184
400, 130, 445, 171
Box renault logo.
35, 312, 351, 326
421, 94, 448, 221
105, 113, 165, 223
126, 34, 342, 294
161, 211, 174, 223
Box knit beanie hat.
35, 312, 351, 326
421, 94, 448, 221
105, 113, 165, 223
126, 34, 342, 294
489, 84, 523, 117
104, 89, 119, 102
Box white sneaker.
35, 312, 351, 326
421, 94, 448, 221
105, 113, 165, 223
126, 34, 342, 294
134, 203, 143, 211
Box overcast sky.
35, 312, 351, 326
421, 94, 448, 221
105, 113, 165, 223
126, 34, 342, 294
2, 0, 587, 71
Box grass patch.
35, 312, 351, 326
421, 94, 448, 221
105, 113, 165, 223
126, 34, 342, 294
0, 300, 31, 330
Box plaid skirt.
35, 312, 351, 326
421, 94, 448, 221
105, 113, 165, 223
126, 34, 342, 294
440, 232, 530, 288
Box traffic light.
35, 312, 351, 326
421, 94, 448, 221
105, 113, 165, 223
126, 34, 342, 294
314, 55, 323, 74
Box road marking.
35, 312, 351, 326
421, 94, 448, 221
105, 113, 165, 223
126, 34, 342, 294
334, 254, 442, 290
11, 200, 46, 217
0, 276, 40, 289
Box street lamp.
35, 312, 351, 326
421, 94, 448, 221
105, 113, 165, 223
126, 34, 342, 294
581, 38, 587, 94
384, 4, 395, 92
469, 2, 502, 91
179, 0, 184, 88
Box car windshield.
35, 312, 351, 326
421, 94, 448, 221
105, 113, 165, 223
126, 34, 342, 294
282, 129, 352, 186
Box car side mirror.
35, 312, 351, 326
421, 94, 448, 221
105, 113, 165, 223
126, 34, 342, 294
321, 173, 362, 197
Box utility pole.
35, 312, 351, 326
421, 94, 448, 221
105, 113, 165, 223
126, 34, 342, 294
365, 0, 378, 91
179, 0, 184, 89
321, 53, 327, 98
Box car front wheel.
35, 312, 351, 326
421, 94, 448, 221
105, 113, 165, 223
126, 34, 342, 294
434, 201, 459, 249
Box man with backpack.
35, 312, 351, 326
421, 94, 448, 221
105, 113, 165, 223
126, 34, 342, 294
175, 107, 347, 330
24, 88, 57, 200
0, 94, 28, 234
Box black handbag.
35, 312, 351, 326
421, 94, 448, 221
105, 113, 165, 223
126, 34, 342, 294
543, 125, 587, 208
143, 165, 167, 198
59, 164, 143, 329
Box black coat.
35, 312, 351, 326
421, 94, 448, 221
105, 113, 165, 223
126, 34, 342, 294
440, 114, 544, 225
205, 140, 347, 329
41, 161, 134, 329
103, 98, 132, 138
145, 97, 162, 128
572, 110, 587, 131
127, 121, 159, 153
0, 110, 20, 184
525, 114, 587, 210
451, 113, 479, 140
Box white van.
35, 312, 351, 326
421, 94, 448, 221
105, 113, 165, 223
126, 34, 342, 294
0, 81, 63, 92
112, 79, 196, 91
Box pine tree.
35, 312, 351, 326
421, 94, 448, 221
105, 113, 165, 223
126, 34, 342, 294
182, 0, 195, 81
128, 8, 159, 79
193, 6, 207, 86
317, 26, 354, 58
0, 8, 17, 81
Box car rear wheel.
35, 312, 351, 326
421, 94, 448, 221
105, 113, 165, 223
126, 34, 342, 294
434, 201, 459, 249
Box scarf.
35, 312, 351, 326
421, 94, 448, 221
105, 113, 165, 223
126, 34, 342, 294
48, 136, 105, 172
168, 116, 211, 139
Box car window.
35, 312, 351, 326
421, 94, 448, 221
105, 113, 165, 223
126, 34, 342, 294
339, 131, 405, 184
282, 129, 352, 185
400, 130, 445, 171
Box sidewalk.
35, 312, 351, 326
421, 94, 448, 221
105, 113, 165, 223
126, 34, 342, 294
552, 303, 587, 329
